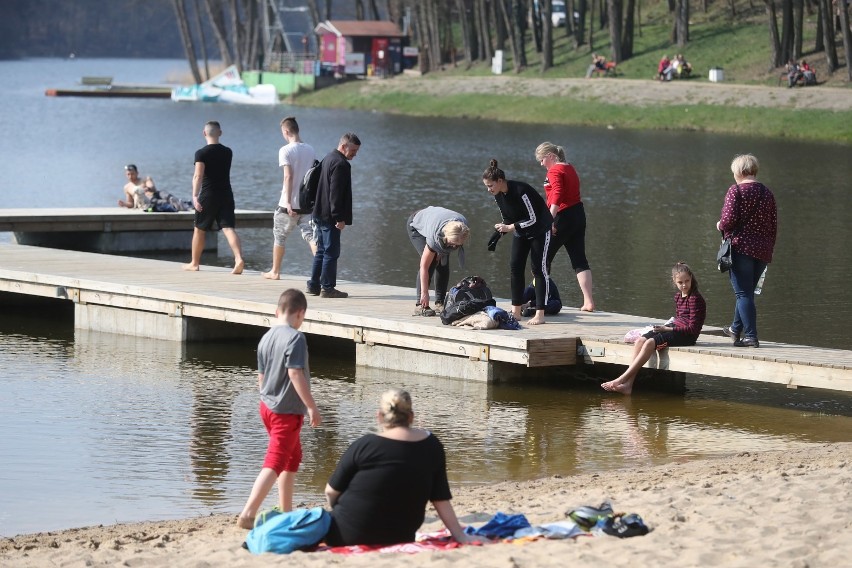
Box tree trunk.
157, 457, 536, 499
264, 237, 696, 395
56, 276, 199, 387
622, 0, 635, 59
674, 0, 688, 47
415, 1, 431, 71
608, 0, 623, 62
765, 0, 782, 68
840, 0, 852, 80
356, 0, 364, 20
779, 0, 794, 64
477, 0, 494, 61
532, 0, 543, 54
589, 0, 595, 51
512, 0, 528, 68
793, 0, 803, 59
325, 0, 333, 20
369, 0, 381, 19
574, 0, 587, 47
307, 0, 322, 26
228, 0, 244, 68
172, 0, 203, 83
541, 0, 553, 71
819, 0, 838, 71
456, 0, 474, 67
498, 0, 521, 70
203, 0, 234, 66
192, 0, 210, 79
814, 0, 824, 52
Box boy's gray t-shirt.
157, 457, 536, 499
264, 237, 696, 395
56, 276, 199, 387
257, 324, 310, 415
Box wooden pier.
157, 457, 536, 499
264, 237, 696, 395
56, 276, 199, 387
1, 243, 850, 390
0, 208, 272, 253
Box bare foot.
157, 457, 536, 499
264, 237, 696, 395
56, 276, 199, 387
602, 380, 633, 395
231, 260, 245, 275
527, 314, 546, 325
261, 271, 279, 280
581, 304, 595, 312
182, 263, 200, 272
236, 515, 255, 530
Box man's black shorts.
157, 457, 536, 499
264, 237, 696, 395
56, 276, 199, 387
194, 192, 236, 231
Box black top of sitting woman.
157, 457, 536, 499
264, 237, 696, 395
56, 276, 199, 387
323, 389, 478, 547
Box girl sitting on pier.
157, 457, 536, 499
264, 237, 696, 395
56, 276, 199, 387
601, 262, 706, 395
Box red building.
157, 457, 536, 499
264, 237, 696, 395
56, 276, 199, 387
314, 20, 405, 78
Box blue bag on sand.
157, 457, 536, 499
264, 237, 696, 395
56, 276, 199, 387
245, 507, 331, 554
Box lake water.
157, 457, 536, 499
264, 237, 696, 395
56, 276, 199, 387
1, 58, 850, 537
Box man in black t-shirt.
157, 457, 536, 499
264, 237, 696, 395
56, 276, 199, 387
182, 121, 245, 274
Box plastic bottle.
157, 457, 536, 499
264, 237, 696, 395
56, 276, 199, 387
754, 266, 768, 295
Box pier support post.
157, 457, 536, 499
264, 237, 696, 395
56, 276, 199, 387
356, 343, 494, 382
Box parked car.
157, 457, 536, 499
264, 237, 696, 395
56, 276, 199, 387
552, 0, 567, 26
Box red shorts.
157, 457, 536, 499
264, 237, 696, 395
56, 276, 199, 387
260, 402, 303, 474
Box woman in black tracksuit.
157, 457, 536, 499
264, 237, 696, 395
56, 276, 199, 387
482, 159, 553, 325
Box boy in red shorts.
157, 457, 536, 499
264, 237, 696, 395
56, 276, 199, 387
237, 289, 322, 529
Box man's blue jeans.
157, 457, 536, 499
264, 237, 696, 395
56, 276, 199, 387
729, 250, 767, 340
307, 218, 341, 291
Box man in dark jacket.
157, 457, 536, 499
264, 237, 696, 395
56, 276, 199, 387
307, 132, 361, 298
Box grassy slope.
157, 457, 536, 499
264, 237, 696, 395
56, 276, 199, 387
294, 0, 850, 143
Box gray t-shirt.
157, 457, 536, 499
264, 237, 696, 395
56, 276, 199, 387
257, 324, 310, 415
410, 206, 468, 256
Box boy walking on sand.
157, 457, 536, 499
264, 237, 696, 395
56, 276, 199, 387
237, 289, 322, 529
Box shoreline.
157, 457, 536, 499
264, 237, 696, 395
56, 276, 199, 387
4, 442, 850, 567
294, 74, 852, 143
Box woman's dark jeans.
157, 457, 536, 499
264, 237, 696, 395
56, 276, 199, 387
728, 250, 767, 340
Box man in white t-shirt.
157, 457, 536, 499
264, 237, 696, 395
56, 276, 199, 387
262, 116, 317, 280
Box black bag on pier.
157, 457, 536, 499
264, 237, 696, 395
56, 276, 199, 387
439, 276, 496, 325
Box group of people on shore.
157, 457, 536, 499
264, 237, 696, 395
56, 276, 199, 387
785, 59, 817, 87
602, 154, 777, 394
657, 54, 692, 81
235, 287, 483, 547
407, 142, 596, 324
147, 118, 779, 548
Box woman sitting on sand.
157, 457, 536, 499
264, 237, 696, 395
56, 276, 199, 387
323, 389, 481, 546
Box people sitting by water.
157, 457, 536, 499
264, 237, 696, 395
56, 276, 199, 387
142, 186, 194, 212
601, 262, 706, 395
657, 54, 674, 81
585, 53, 606, 78
323, 389, 485, 547
674, 54, 692, 78
786, 59, 803, 88
118, 164, 193, 211
118, 164, 156, 208
799, 59, 816, 86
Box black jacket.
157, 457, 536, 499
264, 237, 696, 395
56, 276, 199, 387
313, 149, 353, 225
493, 180, 552, 239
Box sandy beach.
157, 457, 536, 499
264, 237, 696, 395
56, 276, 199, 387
3, 442, 850, 567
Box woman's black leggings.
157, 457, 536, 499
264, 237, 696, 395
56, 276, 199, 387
510, 231, 551, 309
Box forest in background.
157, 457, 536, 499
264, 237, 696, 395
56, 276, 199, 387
2, 0, 849, 82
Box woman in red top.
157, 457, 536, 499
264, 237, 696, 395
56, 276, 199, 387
535, 142, 595, 311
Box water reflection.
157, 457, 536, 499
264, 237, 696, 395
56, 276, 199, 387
2, 319, 852, 536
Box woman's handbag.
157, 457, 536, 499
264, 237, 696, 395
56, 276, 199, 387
716, 232, 733, 272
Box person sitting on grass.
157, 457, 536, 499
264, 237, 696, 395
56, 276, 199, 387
675, 54, 692, 78
601, 262, 705, 395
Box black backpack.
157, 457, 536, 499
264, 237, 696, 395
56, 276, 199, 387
296, 159, 322, 213
439, 276, 496, 325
